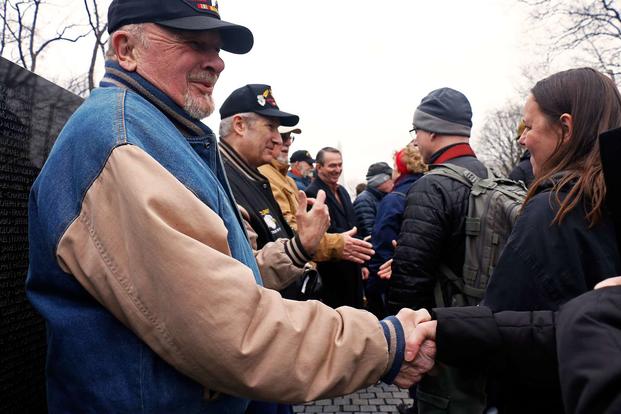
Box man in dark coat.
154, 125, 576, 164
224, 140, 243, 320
305, 147, 365, 308
388, 87, 488, 414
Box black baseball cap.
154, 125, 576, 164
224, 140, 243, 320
107, 0, 253, 54
290, 150, 315, 165
219, 84, 299, 127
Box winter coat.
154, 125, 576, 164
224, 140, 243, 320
484, 176, 621, 312
508, 150, 534, 188
353, 187, 386, 239
388, 145, 487, 313
305, 177, 364, 308
477, 175, 621, 412
432, 285, 621, 414
557, 286, 621, 414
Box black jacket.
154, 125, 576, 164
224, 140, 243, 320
557, 286, 621, 414
388, 144, 487, 312
484, 177, 621, 312
433, 306, 561, 413
508, 150, 534, 188
305, 177, 363, 308
352, 186, 386, 239
220, 141, 293, 248
433, 285, 621, 414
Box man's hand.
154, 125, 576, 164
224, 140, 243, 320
391, 309, 436, 388
361, 267, 370, 280
296, 190, 330, 255
378, 259, 392, 279
340, 227, 374, 263
378, 240, 397, 279
595, 275, 621, 289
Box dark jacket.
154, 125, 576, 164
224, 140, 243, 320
433, 306, 561, 414
433, 285, 621, 414
220, 141, 293, 247
508, 150, 534, 188
305, 177, 363, 308
557, 286, 621, 414
478, 176, 620, 412
220, 141, 311, 299
353, 186, 386, 239
484, 177, 621, 312
388, 144, 487, 312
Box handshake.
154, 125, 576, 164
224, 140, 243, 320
391, 309, 438, 389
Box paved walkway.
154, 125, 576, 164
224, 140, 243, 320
293, 383, 412, 413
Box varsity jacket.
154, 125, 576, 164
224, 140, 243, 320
25, 61, 405, 413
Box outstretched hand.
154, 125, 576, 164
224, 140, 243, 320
378, 240, 397, 279
340, 227, 374, 264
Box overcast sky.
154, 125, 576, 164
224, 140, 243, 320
30, 0, 540, 192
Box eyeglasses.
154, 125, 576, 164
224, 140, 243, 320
409, 127, 417, 140
282, 134, 295, 143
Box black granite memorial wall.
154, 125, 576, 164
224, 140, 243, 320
0, 56, 83, 413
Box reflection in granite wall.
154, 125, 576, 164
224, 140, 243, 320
0, 57, 82, 413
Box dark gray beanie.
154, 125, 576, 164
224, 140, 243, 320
413, 87, 472, 137
366, 162, 393, 188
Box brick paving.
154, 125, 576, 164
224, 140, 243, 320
293, 383, 412, 413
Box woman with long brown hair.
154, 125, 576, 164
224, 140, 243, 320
477, 67, 621, 412
484, 67, 621, 312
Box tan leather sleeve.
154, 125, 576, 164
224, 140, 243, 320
239, 205, 305, 291
313, 232, 346, 262
56, 144, 389, 402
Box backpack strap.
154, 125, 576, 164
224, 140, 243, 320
434, 263, 486, 307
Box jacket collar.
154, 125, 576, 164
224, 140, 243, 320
271, 159, 289, 175
100, 60, 214, 139
394, 172, 422, 188
429, 142, 476, 165
219, 140, 267, 183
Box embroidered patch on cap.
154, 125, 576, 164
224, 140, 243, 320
257, 88, 277, 108
182, 0, 220, 17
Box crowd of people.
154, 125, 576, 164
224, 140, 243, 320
23, 1, 621, 414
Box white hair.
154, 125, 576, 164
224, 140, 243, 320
219, 112, 258, 139
105, 23, 148, 61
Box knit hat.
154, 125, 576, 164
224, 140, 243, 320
413, 87, 472, 137
366, 162, 393, 188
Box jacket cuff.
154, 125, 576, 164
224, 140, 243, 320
284, 234, 313, 267
379, 315, 405, 384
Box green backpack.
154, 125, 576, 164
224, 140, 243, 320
427, 163, 527, 307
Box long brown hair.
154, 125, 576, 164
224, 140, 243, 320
526, 67, 621, 225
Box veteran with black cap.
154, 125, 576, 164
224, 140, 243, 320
26, 1, 435, 413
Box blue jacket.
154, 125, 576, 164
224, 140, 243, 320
287, 171, 311, 191
368, 173, 422, 276
353, 187, 386, 239
26, 61, 260, 413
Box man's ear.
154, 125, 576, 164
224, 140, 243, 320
111, 30, 139, 72
232, 115, 247, 136
559, 113, 573, 142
